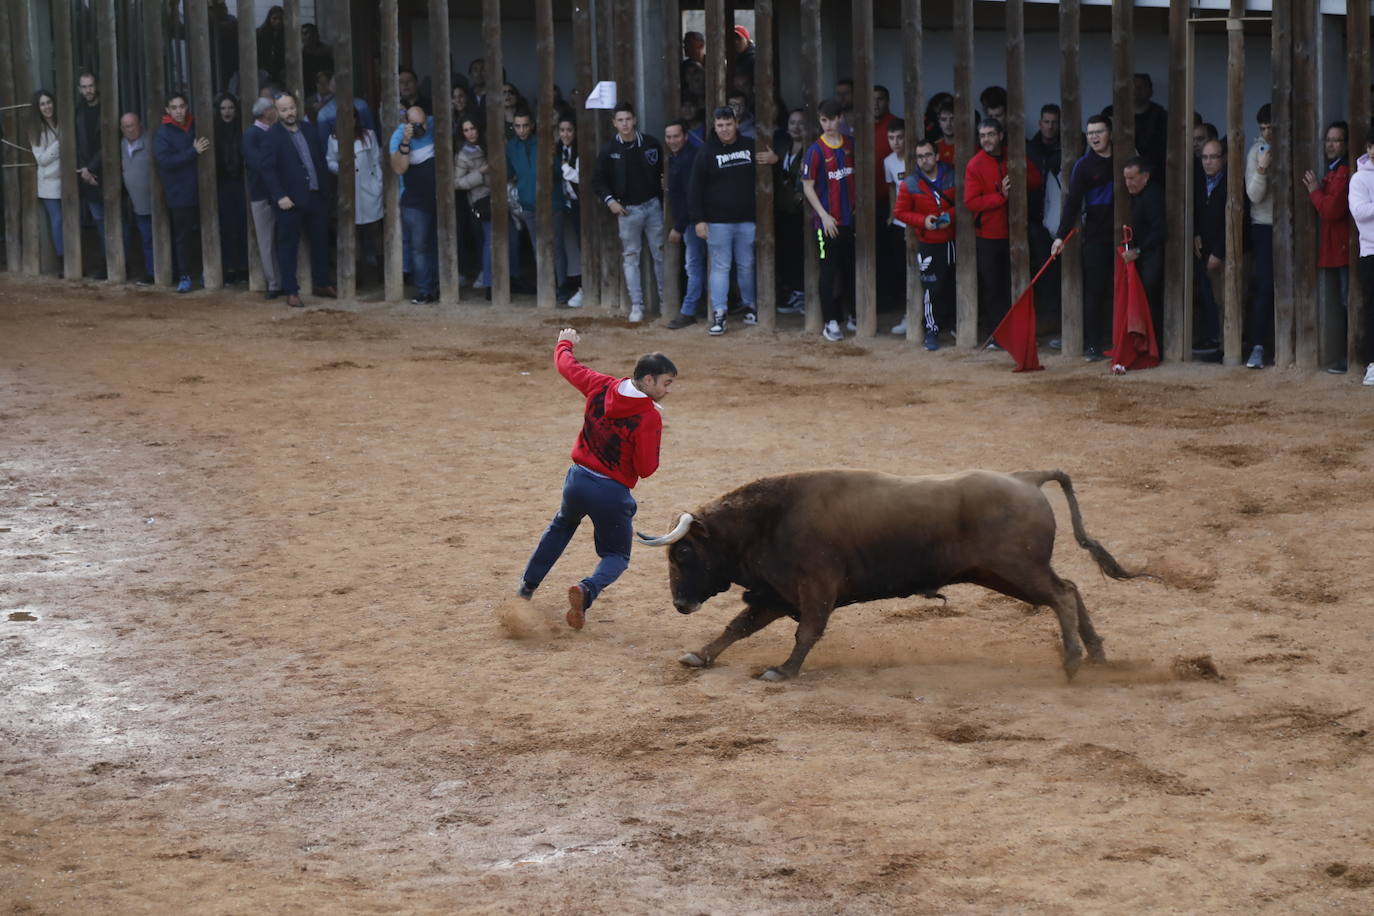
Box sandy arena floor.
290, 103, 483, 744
2, 273, 1374, 914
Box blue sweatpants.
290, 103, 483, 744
522, 465, 636, 608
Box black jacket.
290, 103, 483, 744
1195, 169, 1227, 261
1129, 178, 1166, 256
687, 134, 758, 225
592, 132, 663, 207
1057, 149, 1115, 244
75, 99, 103, 201
667, 143, 698, 233
1026, 133, 1061, 224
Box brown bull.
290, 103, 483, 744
636, 469, 1147, 681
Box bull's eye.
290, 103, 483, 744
672, 543, 692, 561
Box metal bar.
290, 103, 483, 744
660, 0, 681, 321
573, 0, 600, 309
145, 0, 172, 286
953, 0, 976, 349
901, 0, 924, 346
54, 0, 82, 279
1006, 0, 1029, 296
238, 0, 264, 292
1163, 0, 1188, 361
1346, 0, 1369, 375
535, 0, 556, 310
1271, 0, 1294, 368
852, 0, 876, 338
188, 0, 223, 289
484, 0, 510, 305
1223, 3, 1245, 367
430, 0, 459, 304
1058, 0, 1083, 357
334, 0, 357, 300
800, 0, 821, 335
755, 0, 777, 332
381, 0, 403, 302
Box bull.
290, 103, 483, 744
636, 469, 1147, 682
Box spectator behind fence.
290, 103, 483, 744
242, 97, 282, 298
1052, 113, 1114, 361
664, 119, 705, 328
1193, 138, 1227, 353
264, 91, 335, 307
454, 115, 518, 297
1303, 121, 1352, 373
936, 102, 957, 167
1027, 103, 1062, 325
892, 137, 957, 351
802, 99, 858, 342
119, 112, 155, 283
880, 117, 908, 321
154, 93, 210, 293
327, 111, 384, 288
389, 106, 439, 304
555, 115, 583, 305
1347, 123, 1374, 386
315, 77, 379, 146
1244, 103, 1275, 369
1122, 156, 1166, 336
301, 23, 334, 100
592, 102, 666, 324
774, 108, 808, 314
398, 68, 431, 116
966, 116, 1043, 341
257, 6, 286, 87
75, 71, 107, 277
214, 93, 249, 285
29, 90, 63, 265
507, 107, 557, 296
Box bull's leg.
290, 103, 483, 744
978, 567, 1085, 680
1046, 581, 1086, 680
680, 603, 789, 669
1068, 581, 1106, 664
760, 605, 833, 682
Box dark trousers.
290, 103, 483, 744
975, 236, 1010, 337
169, 206, 197, 279
275, 191, 331, 294
1195, 256, 1222, 347
1082, 236, 1115, 350
1138, 249, 1165, 341
1361, 256, 1374, 366
522, 465, 637, 608
217, 180, 248, 273
776, 209, 804, 294
877, 221, 906, 307
919, 239, 957, 334
124, 213, 154, 277
816, 223, 856, 325
1248, 223, 1274, 352
1029, 222, 1061, 317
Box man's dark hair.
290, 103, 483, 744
874, 84, 889, 98
166, 91, 190, 107
1134, 73, 1154, 93
1326, 119, 1349, 139
613, 101, 636, 117
979, 85, 1007, 110
399, 67, 417, 81
634, 352, 677, 380
913, 137, 937, 155
1087, 113, 1111, 131
712, 106, 738, 121
979, 117, 1004, 135
818, 99, 842, 120
512, 106, 533, 122
1040, 103, 1061, 118
1123, 155, 1151, 174
77, 69, 97, 84
665, 119, 689, 134
836, 79, 854, 90
1199, 122, 1219, 140
937, 101, 954, 116
1256, 102, 1272, 125
887, 117, 904, 132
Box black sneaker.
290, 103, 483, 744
708, 312, 726, 336
666, 313, 697, 329
1084, 345, 1104, 362
742, 310, 758, 326
516, 581, 535, 600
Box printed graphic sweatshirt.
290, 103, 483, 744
556, 340, 663, 489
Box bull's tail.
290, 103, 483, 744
1016, 470, 1150, 582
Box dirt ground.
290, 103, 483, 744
3, 273, 1374, 914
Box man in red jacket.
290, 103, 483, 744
1303, 120, 1352, 372
518, 329, 677, 630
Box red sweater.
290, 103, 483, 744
556, 340, 662, 489
964, 148, 1043, 240
1310, 160, 1350, 268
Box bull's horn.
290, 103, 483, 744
635, 512, 694, 547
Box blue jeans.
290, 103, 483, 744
522, 465, 637, 608
480, 218, 521, 287
680, 230, 706, 316
125, 213, 154, 276
706, 221, 755, 315
401, 205, 438, 296
41, 198, 63, 257
616, 199, 665, 308
82, 198, 106, 257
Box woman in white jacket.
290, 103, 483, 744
327, 118, 384, 285
1347, 132, 1374, 386
29, 90, 64, 260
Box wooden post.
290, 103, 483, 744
1163, 0, 1189, 361
238, 0, 264, 292
188, 0, 223, 290
334, 0, 356, 300
573, 0, 601, 310
1346, 0, 1370, 376
1270, 0, 1294, 368
1291, 0, 1319, 367
9, 0, 41, 274
704, 0, 726, 113
800, 0, 821, 335
661, 0, 681, 321
755, 0, 777, 332
54, 0, 82, 279
1006, 0, 1029, 297
96, 0, 125, 283
953, 0, 976, 349
901, 0, 924, 345
1222, 1, 1245, 367
484, 0, 510, 305
1111, 0, 1134, 253
430, 0, 460, 304
595, 0, 621, 315
145, 0, 172, 287
1, 0, 24, 273
381, 0, 403, 302
1058, 0, 1082, 357
535, 0, 556, 310
852, 0, 876, 338
283, 0, 311, 294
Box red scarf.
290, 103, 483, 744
161, 112, 195, 132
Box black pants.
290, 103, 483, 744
975, 236, 1010, 337
1028, 222, 1061, 317
1360, 255, 1374, 366
877, 221, 906, 307
1248, 223, 1274, 352
1082, 236, 1114, 350
816, 223, 855, 325
169, 206, 197, 279
275, 191, 331, 294
1137, 249, 1164, 341
217, 180, 248, 273
919, 239, 956, 334
776, 209, 805, 295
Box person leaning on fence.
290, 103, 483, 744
263, 91, 335, 307
28, 90, 64, 266
555, 114, 583, 305
507, 107, 557, 296
801, 99, 858, 343
118, 113, 155, 284
1303, 121, 1352, 374
774, 108, 809, 314
242, 97, 283, 299
592, 102, 667, 324
664, 120, 706, 328
1243, 104, 1276, 369
327, 110, 385, 289
1346, 123, 1374, 387
213, 93, 250, 286
1193, 139, 1227, 354
454, 115, 518, 298
892, 137, 957, 352
1122, 156, 1166, 336
153, 93, 211, 293
75, 71, 107, 277
1052, 113, 1113, 362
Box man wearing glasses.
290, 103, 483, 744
1194, 139, 1228, 354
1052, 114, 1115, 361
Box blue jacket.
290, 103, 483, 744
506, 134, 562, 213
667, 142, 698, 233
242, 123, 275, 202
153, 116, 201, 209
261, 122, 330, 211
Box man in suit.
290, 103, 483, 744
262, 92, 335, 307
241, 97, 283, 298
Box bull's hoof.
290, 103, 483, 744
678, 652, 709, 668
758, 667, 790, 682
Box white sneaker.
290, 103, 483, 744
566, 289, 584, 308
1363, 363, 1374, 387
891, 319, 908, 335
822, 320, 843, 342
628, 305, 644, 323
845, 316, 857, 333
1246, 345, 1264, 369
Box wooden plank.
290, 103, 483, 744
1292, 0, 1318, 368
660, 0, 681, 321
381, 0, 403, 302
535, 0, 556, 310
1346, 0, 1370, 375
96, 0, 126, 283
852, 0, 877, 337
953, 0, 976, 349
1006, 0, 1029, 295
145, 0, 172, 287
704, 0, 726, 113
0, 0, 24, 272
484, 0, 510, 305
572, 0, 601, 309
54, 0, 81, 279
1111, 0, 1133, 251
283, 0, 309, 293
1270, 0, 1294, 367
595, 0, 620, 314
800, 0, 821, 334
1222, 1, 1244, 367
755, 0, 777, 331
1183, 6, 1196, 358
9, 0, 41, 274
1163, 0, 1189, 361
430, 0, 460, 304
187, 0, 223, 290
902, 0, 924, 345
238, 0, 264, 292
334, 0, 356, 300
1058, 0, 1082, 357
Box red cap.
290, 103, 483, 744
733, 25, 751, 42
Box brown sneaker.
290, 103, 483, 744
565, 585, 587, 630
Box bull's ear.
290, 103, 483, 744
690, 519, 709, 540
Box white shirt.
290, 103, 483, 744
883, 152, 906, 227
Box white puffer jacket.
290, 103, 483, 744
1350, 154, 1374, 258
31, 130, 62, 200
